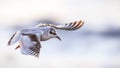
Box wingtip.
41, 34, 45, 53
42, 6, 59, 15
79, 20, 84, 27
35, 54, 39, 58
7, 41, 11, 46
70, 20, 84, 30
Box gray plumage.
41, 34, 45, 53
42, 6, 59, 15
8, 20, 84, 58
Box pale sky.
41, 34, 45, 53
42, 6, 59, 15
0, 0, 120, 28
0, 1, 120, 68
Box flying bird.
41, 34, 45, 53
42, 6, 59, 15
8, 20, 84, 58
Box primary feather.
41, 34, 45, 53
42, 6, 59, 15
20, 34, 41, 58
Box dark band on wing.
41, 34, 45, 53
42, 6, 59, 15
71, 21, 77, 28
62, 20, 84, 30
72, 20, 83, 30
69, 21, 77, 30
29, 34, 41, 58
8, 32, 17, 45
22, 33, 41, 58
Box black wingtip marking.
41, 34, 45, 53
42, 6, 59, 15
67, 20, 84, 30
73, 20, 83, 30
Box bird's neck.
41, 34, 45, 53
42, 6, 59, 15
40, 35, 50, 41
40, 32, 50, 41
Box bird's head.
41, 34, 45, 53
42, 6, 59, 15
41, 27, 61, 41
48, 27, 61, 41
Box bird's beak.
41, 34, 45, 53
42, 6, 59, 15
56, 36, 62, 41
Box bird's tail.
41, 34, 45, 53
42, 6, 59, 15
8, 31, 21, 45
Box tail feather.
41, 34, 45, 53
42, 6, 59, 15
8, 31, 21, 45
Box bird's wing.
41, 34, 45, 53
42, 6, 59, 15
20, 34, 41, 58
8, 31, 21, 45
37, 20, 84, 31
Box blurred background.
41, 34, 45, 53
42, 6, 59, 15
0, 0, 120, 68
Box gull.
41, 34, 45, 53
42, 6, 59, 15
8, 20, 84, 58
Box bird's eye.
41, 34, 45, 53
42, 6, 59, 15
49, 30, 53, 34
49, 30, 56, 35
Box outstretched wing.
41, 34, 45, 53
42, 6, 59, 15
20, 34, 41, 58
37, 20, 84, 31
8, 31, 21, 45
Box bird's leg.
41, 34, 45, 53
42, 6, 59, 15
15, 45, 20, 50
15, 42, 22, 50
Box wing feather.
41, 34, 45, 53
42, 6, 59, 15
8, 31, 21, 45
20, 34, 41, 58
37, 20, 84, 31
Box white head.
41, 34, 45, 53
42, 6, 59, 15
41, 27, 61, 41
